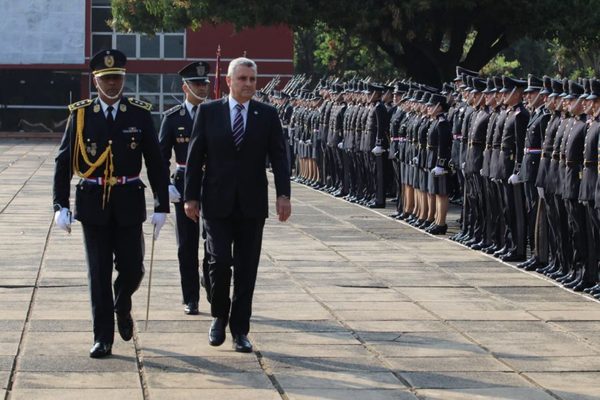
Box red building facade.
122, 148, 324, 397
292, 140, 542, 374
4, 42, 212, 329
0, 0, 293, 131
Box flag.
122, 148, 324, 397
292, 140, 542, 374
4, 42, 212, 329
214, 45, 221, 99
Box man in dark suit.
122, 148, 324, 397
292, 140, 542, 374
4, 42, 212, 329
53, 49, 169, 358
159, 61, 212, 315
184, 57, 291, 353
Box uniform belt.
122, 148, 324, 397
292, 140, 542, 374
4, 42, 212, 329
552, 153, 560, 160
453, 134, 462, 140
469, 141, 484, 146
84, 175, 140, 185
541, 151, 552, 158
566, 160, 582, 167
500, 146, 514, 152
524, 147, 542, 154
427, 145, 437, 149
584, 160, 598, 167
176, 163, 187, 170
492, 145, 501, 149
560, 154, 566, 160
485, 144, 492, 150
392, 137, 407, 142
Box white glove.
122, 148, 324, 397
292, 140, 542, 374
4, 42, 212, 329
537, 187, 545, 199
508, 173, 521, 185
151, 213, 167, 239
371, 145, 384, 155
412, 157, 418, 165
480, 169, 484, 175
306, 139, 312, 145
168, 184, 181, 203
299, 140, 305, 144
337, 142, 343, 149
54, 207, 73, 233
431, 166, 445, 176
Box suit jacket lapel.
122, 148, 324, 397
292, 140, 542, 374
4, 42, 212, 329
239, 100, 257, 151
222, 98, 232, 136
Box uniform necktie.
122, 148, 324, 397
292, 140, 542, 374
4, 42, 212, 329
232, 103, 245, 148
191, 105, 197, 119
106, 105, 114, 130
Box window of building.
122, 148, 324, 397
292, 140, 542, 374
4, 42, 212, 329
91, 1, 185, 59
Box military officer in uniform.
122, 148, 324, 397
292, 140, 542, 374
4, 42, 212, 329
159, 61, 211, 315
53, 49, 169, 358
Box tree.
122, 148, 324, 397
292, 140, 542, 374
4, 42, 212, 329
111, 0, 583, 86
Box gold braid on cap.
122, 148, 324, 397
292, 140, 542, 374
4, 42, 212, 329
72, 108, 115, 209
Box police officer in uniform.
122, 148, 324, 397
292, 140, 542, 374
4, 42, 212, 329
159, 61, 211, 315
53, 49, 169, 358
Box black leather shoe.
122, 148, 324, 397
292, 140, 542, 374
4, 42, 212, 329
572, 281, 595, 292
232, 334, 253, 353
584, 284, 600, 294
184, 301, 199, 315
89, 342, 112, 358
209, 317, 227, 346
368, 202, 386, 209
428, 224, 447, 235
117, 312, 134, 342
501, 252, 526, 262
523, 261, 544, 271
517, 256, 536, 269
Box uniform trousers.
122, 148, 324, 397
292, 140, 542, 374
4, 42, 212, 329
82, 223, 144, 344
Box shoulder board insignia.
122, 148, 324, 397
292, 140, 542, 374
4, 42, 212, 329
68, 99, 93, 112
164, 104, 183, 116
128, 98, 153, 111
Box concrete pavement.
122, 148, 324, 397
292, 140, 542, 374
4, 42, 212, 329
1, 139, 600, 400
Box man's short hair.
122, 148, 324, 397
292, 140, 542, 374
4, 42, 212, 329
227, 57, 258, 77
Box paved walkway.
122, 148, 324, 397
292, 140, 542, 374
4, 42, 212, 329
1, 139, 600, 400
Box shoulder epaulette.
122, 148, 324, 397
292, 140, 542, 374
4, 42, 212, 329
68, 99, 93, 112
164, 104, 183, 116
128, 98, 153, 111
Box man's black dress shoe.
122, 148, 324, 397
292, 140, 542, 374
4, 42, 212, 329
368, 202, 385, 209
209, 317, 227, 346
500, 252, 526, 262
117, 312, 133, 342
232, 334, 253, 353
427, 224, 447, 235
184, 301, 199, 315
90, 342, 112, 358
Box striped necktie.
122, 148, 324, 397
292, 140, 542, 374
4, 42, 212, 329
232, 103, 245, 148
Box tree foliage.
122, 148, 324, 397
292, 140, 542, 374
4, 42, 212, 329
111, 0, 597, 86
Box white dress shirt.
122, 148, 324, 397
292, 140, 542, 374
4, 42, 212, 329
228, 95, 250, 131
98, 98, 120, 120
185, 100, 197, 120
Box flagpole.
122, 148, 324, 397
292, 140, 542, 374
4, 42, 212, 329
214, 45, 221, 99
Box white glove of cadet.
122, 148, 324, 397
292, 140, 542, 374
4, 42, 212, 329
168, 184, 181, 203
371, 145, 384, 155
537, 187, 545, 199
431, 166, 445, 176
508, 173, 521, 185
337, 142, 343, 149
412, 157, 418, 165
151, 213, 167, 239
54, 207, 73, 233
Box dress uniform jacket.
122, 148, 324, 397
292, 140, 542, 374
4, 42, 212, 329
520, 107, 550, 182
535, 112, 561, 190
498, 104, 530, 181
580, 118, 599, 202
481, 109, 499, 178
489, 108, 509, 180
465, 108, 490, 175
563, 116, 587, 200
54, 97, 169, 224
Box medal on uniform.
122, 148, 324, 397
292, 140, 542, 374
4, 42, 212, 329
93, 104, 100, 113
180, 108, 186, 116
130, 142, 137, 150
89, 143, 97, 157
185, 138, 190, 142
120, 104, 127, 112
